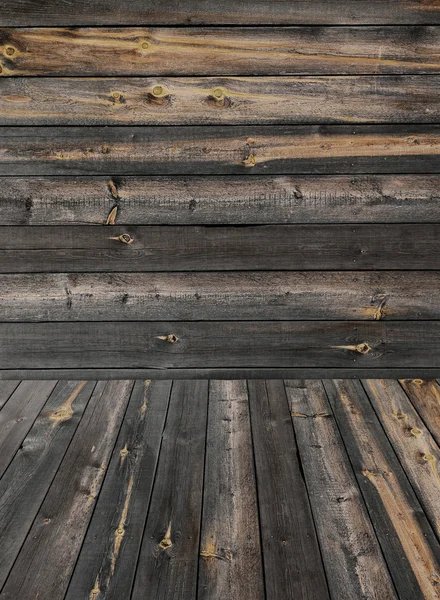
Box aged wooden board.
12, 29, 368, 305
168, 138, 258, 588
2, 125, 439, 176
400, 379, 440, 447
3, 175, 440, 225
2, 321, 440, 370
2, 272, 439, 322
1, 27, 440, 76
0, 381, 19, 409
4, 0, 440, 26
1, 224, 439, 272
2, 76, 440, 125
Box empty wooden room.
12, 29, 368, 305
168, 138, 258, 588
0, 0, 440, 598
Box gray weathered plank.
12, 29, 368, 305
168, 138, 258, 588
131, 380, 209, 600
3, 175, 440, 225
198, 380, 264, 600
285, 380, 397, 600
2, 76, 440, 125
65, 380, 172, 600
0, 382, 20, 410
324, 379, 440, 600
2, 272, 439, 322
1, 125, 440, 176
399, 379, 440, 447
1, 224, 439, 272
1, 28, 440, 76
0, 381, 96, 589
248, 380, 329, 598
0, 380, 133, 600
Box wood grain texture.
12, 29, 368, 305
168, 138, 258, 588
131, 380, 209, 600
65, 380, 172, 600
1, 27, 440, 76
0, 380, 96, 589
198, 380, 264, 600
324, 379, 440, 600
2, 125, 440, 176
399, 379, 440, 447
3, 1, 440, 26
248, 380, 329, 599
1, 224, 438, 272
1, 321, 439, 370
0, 382, 19, 410
3, 175, 440, 226
2, 76, 440, 125
2, 272, 439, 322
285, 380, 397, 600
362, 379, 440, 538
0, 380, 133, 600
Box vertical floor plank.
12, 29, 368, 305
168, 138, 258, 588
363, 379, 440, 540
324, 379, 440, 600
198, 380, 264, 600
0, 380, 134, 600
248, 379, 330, 600
0, 382, 20, 410
0, 380, 96, 589
0, 380, 58, 478
65, 380, 172, 600
131, 380, 209, 600
285, 379, 397, 600
400, 379, 440, 447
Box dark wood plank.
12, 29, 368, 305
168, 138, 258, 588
1, 125, 440, 176
0, 380, 57, 478
0, 380, 133, 600
65, 380, 172, 600
1, 28, 440, 76
198, 380, 264, 600
362, 379, 440, 539
4, 1, 440, 25
3, 272, 439, 322
130, 380, 208, 600
2, 321, 440, 370
400, 379, 440, 447
0, 382, 20, 410
285, 380, 397, 600
0, 380, 96, 589
248, 380, 329, 598
1, 224, 439, 272
324, 379, 440, 600
2, 76, 440, 125
3, 175, 440, 225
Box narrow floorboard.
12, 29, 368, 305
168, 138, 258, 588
0, 378, 439, 599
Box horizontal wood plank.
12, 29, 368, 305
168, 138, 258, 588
4, 1, 440, 26
1, 125, 440, 176
2, 76, 440, 125
0, 224, 438, 272
1, 27, 440, 75
1, 272, 439, 322
1, 321, 440, 369
3, 175, 440, 225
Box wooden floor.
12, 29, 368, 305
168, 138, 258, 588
0, 379, 440, 599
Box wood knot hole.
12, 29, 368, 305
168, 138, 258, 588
4, 45, 16, 57
158, 334, 179, 343
356, 342, 371, 355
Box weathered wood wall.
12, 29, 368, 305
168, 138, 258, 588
0, 4, 439, 379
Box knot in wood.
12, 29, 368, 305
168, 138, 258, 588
151, 85, 167, 98
119, 234, 133, 244
4, 45, 16, 57
356, 342, 371, 355
158, 334, 179, 344
211, 87, 226, 101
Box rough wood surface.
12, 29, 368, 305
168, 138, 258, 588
285, 380, 397, 600
0, 380, 96, 588
2, 272, 439, 322
3, 175, 439, 225
399, 379, 440, 447
131, 380, 209, 600
198, 380, 264, 600
1, 27, 440, 76
363, 379, 440, 539
0, 382, 19, 410
0, 380, 133, 600
65, 380, 172, 600
2, 125, 440, 176
324, 379, 440, 600
2, 76, 440, 125
248, 380, 329, 599
3, 1, 440, 26
1, 224, 438, 273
